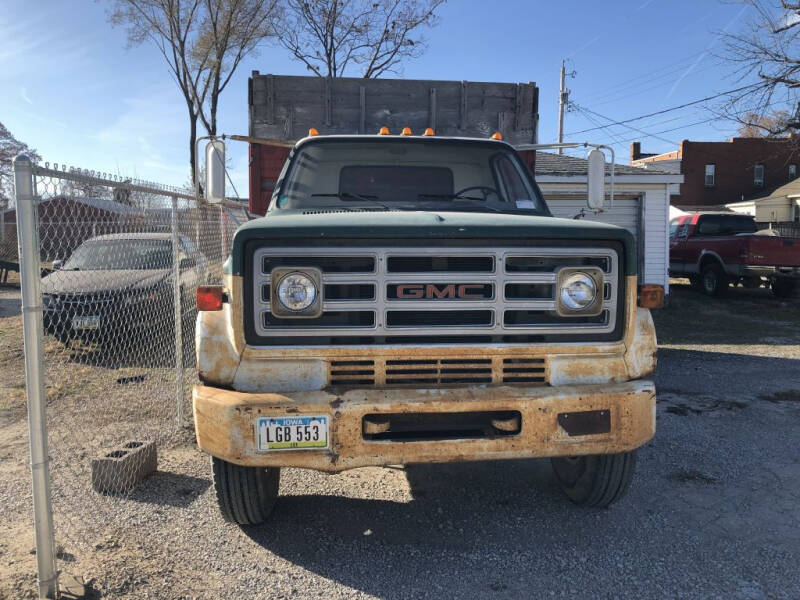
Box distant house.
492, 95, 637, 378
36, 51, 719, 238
1, 195, 143, 262
724, 178, 800, 224
536, 152, 683, 293
630, 137, 799, 210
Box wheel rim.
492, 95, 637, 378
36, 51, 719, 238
703, 271, 716, 293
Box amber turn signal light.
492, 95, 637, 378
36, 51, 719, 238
197, 286, 224, 311
638, 284, 664, 309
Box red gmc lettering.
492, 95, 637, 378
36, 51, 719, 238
396, 284, 424, 299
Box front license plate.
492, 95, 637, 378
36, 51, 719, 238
255, 416, 329, 451
71, 315, 100, 330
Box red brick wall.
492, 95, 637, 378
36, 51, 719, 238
674, 138, 798, 207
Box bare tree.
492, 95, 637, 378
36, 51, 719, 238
719, 1, 800, 136
737, 109, 793, 137
278, 0, 446, 78
109, 0, 279, 184
0, 122, 40, 209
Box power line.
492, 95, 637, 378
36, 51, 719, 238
573, 104, 679, 146
565, 83, 763, 136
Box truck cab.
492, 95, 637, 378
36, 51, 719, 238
193, 133, 659, 525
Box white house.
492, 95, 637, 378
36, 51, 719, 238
534, 152, 684, 294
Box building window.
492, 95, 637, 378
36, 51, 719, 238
790, 164, 797, 179
754, 164, 765, 188
704, 164, 715, 187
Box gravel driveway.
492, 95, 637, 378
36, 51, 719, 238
2, 281, 799, 599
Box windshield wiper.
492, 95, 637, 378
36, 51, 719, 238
311, 192, 379, 202
309, 192, 399, 211
417, 194, 505, 213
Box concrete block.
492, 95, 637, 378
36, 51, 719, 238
91, 440, 157, 494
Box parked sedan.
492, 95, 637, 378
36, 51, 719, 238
41, 233, 208, 345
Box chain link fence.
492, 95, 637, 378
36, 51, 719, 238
10, 157, 249, 597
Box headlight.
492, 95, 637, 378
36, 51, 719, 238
556, 268, 603, 316
277, 272, 318, 312
560, 273, 596, 310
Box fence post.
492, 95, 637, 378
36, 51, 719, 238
14, 155, 59, 600
170, 197, 184, 430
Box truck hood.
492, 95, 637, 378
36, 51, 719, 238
227, 210, 636, 276
41, 269, 169, 295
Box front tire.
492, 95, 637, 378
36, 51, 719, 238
551, 451, 637, 507
212, 457, 280, 525
700, 263, 727, 297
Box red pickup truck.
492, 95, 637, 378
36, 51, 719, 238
669, 212, 800, 297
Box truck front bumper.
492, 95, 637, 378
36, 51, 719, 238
193, 380, 655, 472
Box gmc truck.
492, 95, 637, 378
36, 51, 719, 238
669, 212, 800, 297
193, 133, 660, 525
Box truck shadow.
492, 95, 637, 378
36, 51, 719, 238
240, 459, 609, 599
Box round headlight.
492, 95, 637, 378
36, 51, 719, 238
277, 272, 317, 312
560, 272, 597, 311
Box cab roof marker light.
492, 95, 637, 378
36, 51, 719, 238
491, 132, 503, 140
423, 128, 435, 136
378, 126, 390, 135
401, 127, 413, 136
308, 127, 319, 136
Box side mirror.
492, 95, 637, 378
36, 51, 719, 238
52, 259, 63, 270
204, 140, 226, 204
586, 148, 606, 211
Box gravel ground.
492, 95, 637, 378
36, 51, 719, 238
2, 279, 799, 599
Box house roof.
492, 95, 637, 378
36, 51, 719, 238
45, 195, 143, 216
2, 195, 143, 217
534, 151, 671, 176
746, 177, 800, 203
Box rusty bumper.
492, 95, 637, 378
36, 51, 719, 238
193, 380, 655, 473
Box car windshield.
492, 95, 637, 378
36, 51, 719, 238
62, 239, 172, 270
274, 139, 544, 213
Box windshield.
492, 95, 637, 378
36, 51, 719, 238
63, 239, 172, 270
274, 139, 545, 213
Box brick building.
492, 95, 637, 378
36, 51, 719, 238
629, 137, 799, 209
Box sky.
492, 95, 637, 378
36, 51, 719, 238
0, 0, 783, 200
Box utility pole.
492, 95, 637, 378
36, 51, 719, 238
557, 60, 569, 155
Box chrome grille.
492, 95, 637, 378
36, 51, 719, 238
252, 247, 619, 342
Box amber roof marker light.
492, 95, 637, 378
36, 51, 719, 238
423, 127, 435, 136
378, 126, 390, 135
401, 127, 413, 136
308, 127, 319, 136
491, 132, 503, 140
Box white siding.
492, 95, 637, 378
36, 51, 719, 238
642, 186, 669, 291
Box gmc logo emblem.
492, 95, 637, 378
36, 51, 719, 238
394, 283, 488, 300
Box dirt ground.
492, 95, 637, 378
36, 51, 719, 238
1, 276, 799, 599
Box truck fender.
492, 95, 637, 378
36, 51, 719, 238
697, 250, 726, 274
624, 307, 657, 379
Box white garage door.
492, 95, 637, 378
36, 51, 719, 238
542, 194, 641, 243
